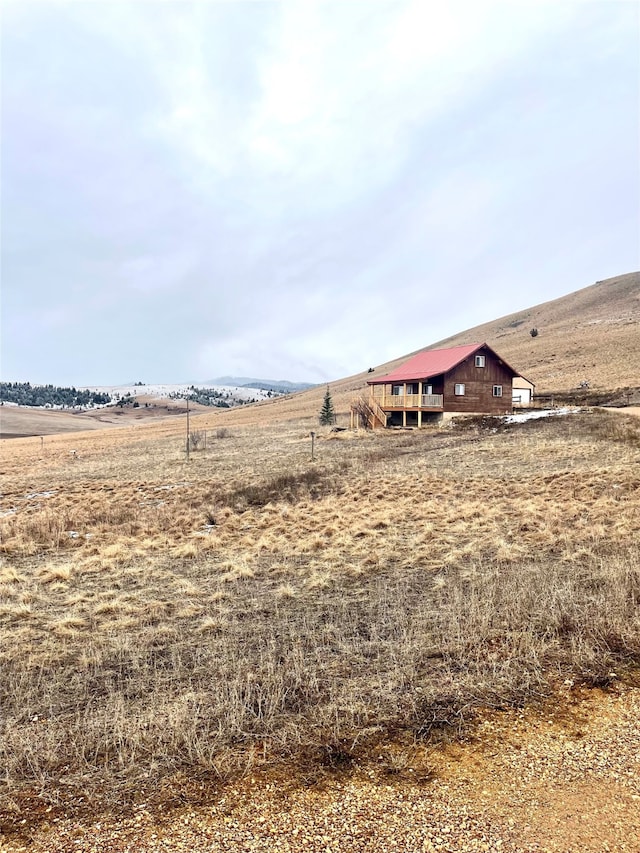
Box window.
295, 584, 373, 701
475, 355, 485, 367
493, 385, 503, 397
392, 385, 402, 396
422, 383, 433, 395
454, 383, 465, 396
407, 383, 419, 395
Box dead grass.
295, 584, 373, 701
0, 409, 639, 811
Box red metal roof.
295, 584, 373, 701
368, 343, 489, 384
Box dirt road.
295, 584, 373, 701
2, 684, 638, 853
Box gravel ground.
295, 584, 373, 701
2, 685, 639, 853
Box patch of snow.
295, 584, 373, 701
82, 383, 275, 405
7, 382, 282, 411
503, 407, 580, 424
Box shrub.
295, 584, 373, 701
225, 469, 328, 509
188, 430, 206, 451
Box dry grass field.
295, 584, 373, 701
1, 272, 639, 848
0, 407, 112, 439
1, 401, 639, 830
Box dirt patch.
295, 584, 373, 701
3, 684, 638, 852
620, 406, 640, 418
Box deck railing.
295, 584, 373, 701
371, 393, 444, 409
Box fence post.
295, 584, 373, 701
186, 397, 190, 460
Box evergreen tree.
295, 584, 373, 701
319, 385, 335, 425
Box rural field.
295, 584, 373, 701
1, 396, 640, 850
1, 273, 640, 850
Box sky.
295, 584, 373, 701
1, 0, 639, 386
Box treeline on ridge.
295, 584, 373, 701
0, 382, 112, 408
170, 386, 272, 407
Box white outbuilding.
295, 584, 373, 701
512, 376, 535, 407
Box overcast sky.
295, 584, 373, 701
1, 1, 638, 386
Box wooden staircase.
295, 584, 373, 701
350, 396, 388, 429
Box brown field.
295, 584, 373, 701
1, 400, 639, 844
1, 272, 639, 849
0, 407, 112, 439
0, 398, 211, 440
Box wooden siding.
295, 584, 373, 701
442, 346, 514, 414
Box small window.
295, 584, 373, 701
392, 385, 402, 396
422, 383, 433, 395
454, 383, 465, 396
493, 385, 503, 397
475, 355, 485, 367
407, 383, 419, 395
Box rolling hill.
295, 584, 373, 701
212, 270, 640, 427
2, 272, 638, 438
428, 270, 640, 393
355, 270, 640, 394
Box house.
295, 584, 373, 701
352, 343, 532, 428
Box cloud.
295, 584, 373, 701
1, 1, 638, 385
119, 251, 200, 295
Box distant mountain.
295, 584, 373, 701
207, 377, 317, 394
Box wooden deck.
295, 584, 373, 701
371, 393, 444, 410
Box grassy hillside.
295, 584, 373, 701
333, 270, 640, 403
430, 271, 640, 393
182, 270, 640, 428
